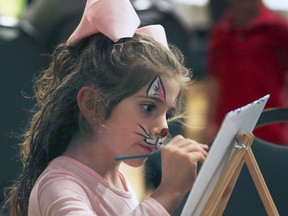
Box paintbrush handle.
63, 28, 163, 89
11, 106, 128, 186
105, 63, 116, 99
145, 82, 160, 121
114, 151, 160, 161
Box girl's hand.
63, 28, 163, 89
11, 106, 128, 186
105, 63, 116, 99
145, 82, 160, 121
150, 135, 208, 214
160, 135, 208, 194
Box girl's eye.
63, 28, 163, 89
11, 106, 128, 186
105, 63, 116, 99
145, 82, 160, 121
142, 104, 156, 113
166, 112, 175, 120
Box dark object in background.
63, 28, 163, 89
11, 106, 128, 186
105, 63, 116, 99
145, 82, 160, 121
0, 24, 47, 204
0, 1, 86, 205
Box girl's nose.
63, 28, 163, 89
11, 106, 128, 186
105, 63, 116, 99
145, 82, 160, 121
160, 128, 169, 138
150, 115, 169, 138
150, 127, 169, 138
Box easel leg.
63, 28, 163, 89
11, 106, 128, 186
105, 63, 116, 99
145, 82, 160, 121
244, 147, 279, 216
213, 158, 245, 216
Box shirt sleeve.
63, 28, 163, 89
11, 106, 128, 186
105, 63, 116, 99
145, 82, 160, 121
34, 178, 97, 216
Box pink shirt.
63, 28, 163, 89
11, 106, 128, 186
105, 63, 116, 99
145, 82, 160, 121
28, 156, 169, 216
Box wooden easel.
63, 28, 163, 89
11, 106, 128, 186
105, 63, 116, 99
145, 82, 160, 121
200, 132, 279, 216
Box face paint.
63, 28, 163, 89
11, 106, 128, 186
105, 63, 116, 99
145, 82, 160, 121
135, 123, 167, 150
160, 128, 169, 137
147, 76, 166, 102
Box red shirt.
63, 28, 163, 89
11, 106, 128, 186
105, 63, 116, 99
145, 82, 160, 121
207, 5, 288, 145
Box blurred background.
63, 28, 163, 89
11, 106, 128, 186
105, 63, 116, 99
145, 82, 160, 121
1, 0, 288, 210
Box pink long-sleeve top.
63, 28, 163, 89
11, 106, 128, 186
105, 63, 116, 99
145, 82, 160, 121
28, 156, 169, 216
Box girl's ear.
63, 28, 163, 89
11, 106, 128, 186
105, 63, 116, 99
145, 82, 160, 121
77, 86, 98, 124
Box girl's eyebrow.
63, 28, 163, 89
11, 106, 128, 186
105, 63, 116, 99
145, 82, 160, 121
138, 95, 176, 109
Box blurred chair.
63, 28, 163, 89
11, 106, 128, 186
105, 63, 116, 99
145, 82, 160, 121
256, 107, 288, 128
223, 107, 288, 216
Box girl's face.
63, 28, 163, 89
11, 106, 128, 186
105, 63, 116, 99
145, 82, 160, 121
97, 75, 181, 166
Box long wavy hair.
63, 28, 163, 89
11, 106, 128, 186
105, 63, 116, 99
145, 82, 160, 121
3, 32, 191, 215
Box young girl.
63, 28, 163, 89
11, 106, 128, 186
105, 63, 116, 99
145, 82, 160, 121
5, 0, 208, 215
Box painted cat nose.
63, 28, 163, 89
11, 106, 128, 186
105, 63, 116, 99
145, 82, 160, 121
160, 128, 169, 138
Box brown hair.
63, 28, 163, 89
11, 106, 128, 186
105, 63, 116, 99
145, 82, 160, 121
4, 32, 191, 215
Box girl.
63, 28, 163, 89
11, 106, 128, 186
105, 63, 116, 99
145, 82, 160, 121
5, 0, 208, 215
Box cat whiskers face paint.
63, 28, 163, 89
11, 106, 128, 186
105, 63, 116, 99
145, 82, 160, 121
114, 124, 169, 161
135, 124, 168, 150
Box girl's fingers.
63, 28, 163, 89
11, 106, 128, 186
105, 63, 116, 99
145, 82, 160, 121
185, 143, 208, 155
201, 144, 209, 151
168, 136, 208, 150
164, 136, 209, 162
166, 134, 185, 144
187, 151, 207, 164
168, 137, 208, 152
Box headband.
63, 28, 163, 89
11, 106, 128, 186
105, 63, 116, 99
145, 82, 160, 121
67, 0, 168, 48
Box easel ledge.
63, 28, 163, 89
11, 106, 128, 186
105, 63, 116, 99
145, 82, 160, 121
201, 132, 279, 216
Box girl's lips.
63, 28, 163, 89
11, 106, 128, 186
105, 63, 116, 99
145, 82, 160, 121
139, 143, 155, 153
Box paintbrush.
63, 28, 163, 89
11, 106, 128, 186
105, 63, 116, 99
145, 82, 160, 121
114, 150, 161, 161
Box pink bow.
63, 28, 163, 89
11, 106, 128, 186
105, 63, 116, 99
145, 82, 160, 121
67, 0, 168, 48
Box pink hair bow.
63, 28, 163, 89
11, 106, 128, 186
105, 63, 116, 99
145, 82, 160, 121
67, 0, 168, 48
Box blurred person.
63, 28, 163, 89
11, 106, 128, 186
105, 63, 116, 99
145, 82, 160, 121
205, 0, 288, 145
